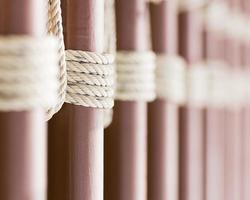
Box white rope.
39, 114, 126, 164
204, 1, 229, 32
185, 61, 249, 108
205, 61, 229, 108
0, 36, 59, 111
146, 0, 164, 4
115, 51, 156, 102
156, 54, 186, 104
104, 0, 116, 128
186, 63, 208, 107
65, 50, 115, 109
227, 69, 248, 108
225, 12, 246, 41
47, 0, 67, 119
178, 0, 208, 12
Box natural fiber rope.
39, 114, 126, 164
185, 61, 249, 108
47, 0, 67, 119
205, 61, 229, 108
186, 63, 208, 107
178, 0, 208, 12
104, 0, 116, 128
146, 0, 164, 4
203, 1, 229, 32
115, 51, 156, 102
65, 50, 115, 109
156, 54, 186, 104
225, 12, 246, 41
0, 36, 59, 111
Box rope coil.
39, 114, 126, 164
65, 50, 115, 109
0, 36, 59, 111
178, 0, 208, 12
186, 63, 208, 107
115, 51, 156, 102
156, 54, 186, 104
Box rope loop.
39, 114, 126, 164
156, 54, 186, 104
115, 51, 156, 101
65, 50, 115, 109
0, 36, 59, 111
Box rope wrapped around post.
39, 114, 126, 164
154, 54, 250, 109
115, 51, 156, 102
0, 36, 59, 111
65, 50, 115, 109
155, 54, 186, 104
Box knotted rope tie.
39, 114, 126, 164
0, 36, 59, 111
65, 50, 115, 109
156, 55, 186, 104
115, 51, 156, 102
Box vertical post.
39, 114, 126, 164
0, 0, 47, 199
105, 0, 148, 200
242, 2, 250, 200
224, 0, 243, 200
203, 1, 225, 200
178, 5, 205, 200
147, 1, 179, 200
48, 0, 104, 199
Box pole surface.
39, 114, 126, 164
48, 0, 104, 199
148, 1, 179, 200
105, 0, 148, 199
0, 0, 47, 199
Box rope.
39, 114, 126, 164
156, 54, 186, 104
0, 36, 59, 111
205, 61, 229, 108
185, 61, 249, 108
186, 63, 208, 107
203, 1, 228, 32
47, 0, 67, 119
65, 50, 115, 109
146, 0, 164, 4
115, 51, 156, 102
104, 0, 116, 128
178, 0, 208, 12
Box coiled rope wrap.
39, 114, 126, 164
65, 50, 115, 109
0, 36, 59, 111
115, 51, 156, 101
47, 0, 67, 119
205, 61, 229, 108
186, 63, 208, 107
156, 55, 186, 104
